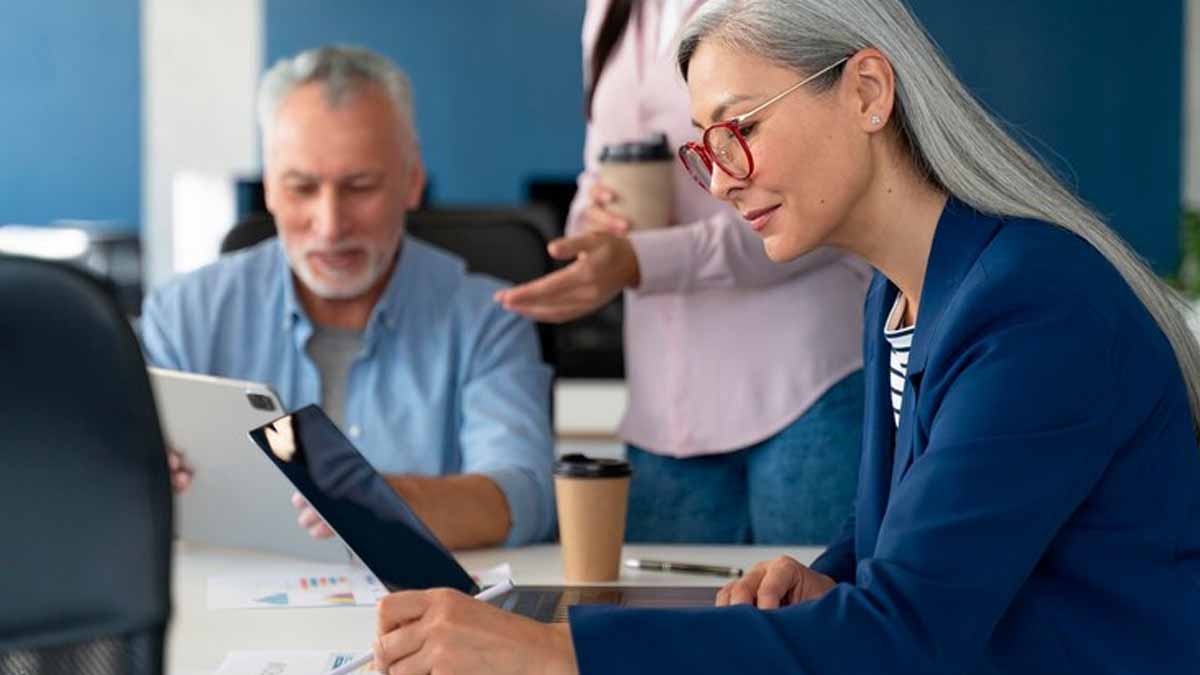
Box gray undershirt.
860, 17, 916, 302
305, 325, 364, 432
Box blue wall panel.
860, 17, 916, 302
265, 0, 586, 206
908, 0, 1184, 272
265, 1, 1183, 270
0, 1, 141, 231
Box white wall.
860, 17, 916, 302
142, 0, 262, 290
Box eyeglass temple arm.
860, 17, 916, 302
731, 56, 850, 124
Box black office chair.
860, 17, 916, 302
219, 208, 560, 368
0, 256, 173, 675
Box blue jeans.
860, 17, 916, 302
624, 370, 864, 545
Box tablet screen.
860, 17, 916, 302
248, 404, 478, 594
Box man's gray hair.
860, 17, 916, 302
257, 44, 417, 148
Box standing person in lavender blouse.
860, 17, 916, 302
496, 0, 871, 545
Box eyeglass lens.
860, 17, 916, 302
681, 147, 713, 188
705, 126, 750, 178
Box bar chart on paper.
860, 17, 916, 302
256, 575, 354, 606
207, 571, 386, 609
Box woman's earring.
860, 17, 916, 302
870, 114, 882, 126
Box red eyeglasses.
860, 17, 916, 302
678, 57, 848, 191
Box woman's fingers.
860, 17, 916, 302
546, 233, 603, 260
503, 302, 595, 324
715, 557, 814, 608
581, 205, 630, 235
494, 232, 635, 322
374, 625, 424, 671
715, 580, 736, 607
377, 591, 433, 635
587, 181, 615, 205
755, 558, 803, 609
726, 563, 768, 606
498, 265, 589, 308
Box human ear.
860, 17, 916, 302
404, 155, 426, 210
845, 48, 896, 133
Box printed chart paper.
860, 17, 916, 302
206, 563, 512, 609
207, 571, 386, 609
216, 651, 376, 674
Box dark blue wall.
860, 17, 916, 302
271, 2, 1182, 269
264, 0, 586, 207
908, 0, 1184, 272
0, 1, 141, 231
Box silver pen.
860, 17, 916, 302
625, 558, 744, 578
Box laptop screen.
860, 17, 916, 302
248, 404, 479, 594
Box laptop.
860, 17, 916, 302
149, 368, 347, 562
247, 404, 718, 622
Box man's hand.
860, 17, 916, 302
167, 448, 194, 494
375, 588, 578, 675
494, 231, 640, 323
291, 491, 334, 539
715, 556, 837, 609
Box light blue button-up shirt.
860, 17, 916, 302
141, 237, 555, 545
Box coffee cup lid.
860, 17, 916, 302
598, 132, 672, 163
554, 453, 632, 478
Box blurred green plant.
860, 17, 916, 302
1169, 208, 1200, 299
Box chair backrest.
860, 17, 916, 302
406, 206, 557, 286
219, 208, 560, 368
0, 255, 173, 675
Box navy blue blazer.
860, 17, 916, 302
569, 198, 1200, 674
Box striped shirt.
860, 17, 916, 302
884, 294, 915, 428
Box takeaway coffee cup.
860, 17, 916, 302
553, 454, 633, 582
597, 133, 675, 230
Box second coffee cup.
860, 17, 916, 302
553, 454, 632, 582
597, 133, 674, 230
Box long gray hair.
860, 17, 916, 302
679, 0, 1200, 433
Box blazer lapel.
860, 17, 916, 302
890, 197, 1005, 488
857, 274, 899, 559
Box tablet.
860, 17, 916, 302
148, 367, 346, 562
249, 405, 477, 593
247, 405, 721, 621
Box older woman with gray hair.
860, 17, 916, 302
370, 1, 1200, 673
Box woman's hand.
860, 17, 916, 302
580, 182, 630, 235
494, 231, 639, 323
374, 588, 578, 675
716, 556, 836, 609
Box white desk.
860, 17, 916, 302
168, 542, 822, 675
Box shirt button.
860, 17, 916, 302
348, 425, 361, 439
